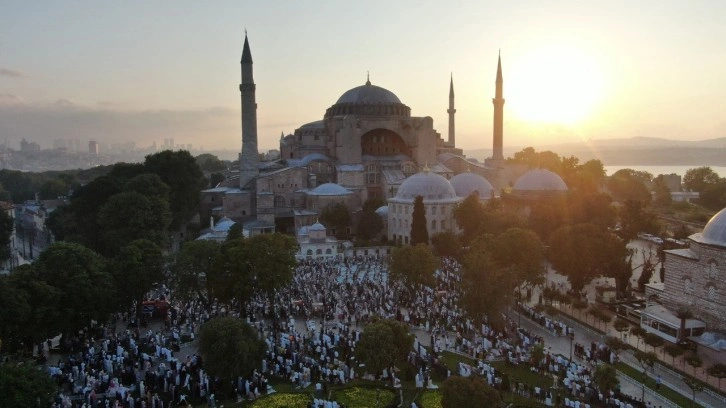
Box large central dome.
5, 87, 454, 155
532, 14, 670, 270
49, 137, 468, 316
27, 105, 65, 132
336, 81, 402, 105
325, 80, 410, 119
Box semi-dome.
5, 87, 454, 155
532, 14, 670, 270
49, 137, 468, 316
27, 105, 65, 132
336, 82, 402, 105
697, 207, 726, 247
450, 172, 494, 199
375, 205, 389, 217
308, 183, 353, 196
513, 169, 568, 193
395, 171, 457, 201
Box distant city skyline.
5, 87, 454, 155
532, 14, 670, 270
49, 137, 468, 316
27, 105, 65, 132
1, 1, 725, 153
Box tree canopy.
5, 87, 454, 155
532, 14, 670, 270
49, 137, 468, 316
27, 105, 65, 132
410, 195, 429, 245
197, 317, 265, 381
389, 244, 437, 291
440, 375, 502, 408
0, 360, 57, 407
355, 319, 413, 377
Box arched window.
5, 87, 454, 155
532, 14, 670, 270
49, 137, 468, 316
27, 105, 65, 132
306, 249, 313, 256
274, 196, 286, 208
325, 248, 332, 254
316, 249, 322, 255
708, 285, 717, 301
684, 278, 693, 293
431, 220, 437, 231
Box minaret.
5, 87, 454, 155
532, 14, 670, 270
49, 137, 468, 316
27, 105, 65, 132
239, 32, 259, 189
492, 51, 505, 162
447, 74, 456, 146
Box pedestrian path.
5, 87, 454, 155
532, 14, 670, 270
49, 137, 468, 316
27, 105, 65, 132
548, 311, 725, 408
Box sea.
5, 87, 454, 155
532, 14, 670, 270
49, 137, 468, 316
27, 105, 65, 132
603, 165, 726, 178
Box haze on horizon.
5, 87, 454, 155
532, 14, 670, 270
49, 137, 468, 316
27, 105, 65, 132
1, 1, 725, 154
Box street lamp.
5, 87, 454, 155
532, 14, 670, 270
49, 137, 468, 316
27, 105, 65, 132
569, 331, 575, 361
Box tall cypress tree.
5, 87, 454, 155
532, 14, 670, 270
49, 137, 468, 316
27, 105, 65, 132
410, 195, 429, 245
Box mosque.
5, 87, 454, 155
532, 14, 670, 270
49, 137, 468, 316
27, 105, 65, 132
644, 209, 726, 342
199, 34, 567, 242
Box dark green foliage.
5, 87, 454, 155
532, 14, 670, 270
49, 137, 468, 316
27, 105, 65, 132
97, 191, 171, 256
389, 244, 437, 290
110, 240, 164, 312
0, 360, 57, 407
440, 375, 503, 408
355, 319, 413, 377
410, 195, 429, 245
356, 209, 383, 241
170, 240, 221, 302
608, 169, 652, 204
143, 150, 207, 228
0, 266, 59, 353
618, 199, 660, 242
430, 231, 460, 258
593, 364, 620, 393
195, 153, 228, 172
0, 209, 13, 262
320, 202, 351, 237
198, 317, 265, 380
33, 242, 115, 336
683, 166, 721, 193
549, 223, 628, 291
209, 172, 225, 188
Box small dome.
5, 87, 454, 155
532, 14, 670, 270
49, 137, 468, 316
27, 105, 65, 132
308, 183, 353, 196
450, 172, 494, 199
309, 222, 326, 231
395, 171, 457, 201
336, 82, 402, 105
513, 169, 568, 193
698, 207, 726, 247
375, 206, 389, 217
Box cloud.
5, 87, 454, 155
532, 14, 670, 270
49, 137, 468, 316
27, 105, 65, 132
0, 67, 26, 78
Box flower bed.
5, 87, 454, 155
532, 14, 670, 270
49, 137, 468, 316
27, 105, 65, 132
249, 392, 311, 408
335, 386, 396, 407
419, 390, 443, 408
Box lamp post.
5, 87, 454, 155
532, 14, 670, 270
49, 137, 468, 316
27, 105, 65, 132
569, 331, 575, 361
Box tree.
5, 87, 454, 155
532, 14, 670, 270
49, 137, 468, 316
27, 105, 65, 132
605, 336, 628, 360
699, 180, 726, 210
683, 166, 721, 192
0, 209, 13, 263
630, 326, 647, 350
356, 209, 383, 241
0, 360, 57, 407
644, 333, 665, 353
410, 195, 429, 245
431, 231, 460, 258
453, 194, 486, 244
652, 175, 673, 207
440, 376, 503, 408
489, 228, 545, 288
33, 242, 115, 338
144, 150, 207, 228
634, 350, 657, 401
242, 233, 298, 301
664, 343, 685, 365
320, 202, 351, 238
675, 307, 694, 344
618, 199, 660, 242
685, 352, 702, 375
170, 240, 221, 302
97, 191, 171, 256
195, 153, 227, 172
549, 223, 627, 291
110, 239, 164, 313
461, 248, 512, 326
683, 377, 704, 408
608, 169, 652, 203
355, 319, 413, 378
593, 364, 620, 394
567, 192, 616, 231
0, 266, 59, 353
389, 244, 437, 291
707, 363, 726, 388
613, 319, 630, 338
198, 317, 265, 383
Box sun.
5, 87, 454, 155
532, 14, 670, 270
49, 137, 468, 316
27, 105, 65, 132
506, 45, 607, 125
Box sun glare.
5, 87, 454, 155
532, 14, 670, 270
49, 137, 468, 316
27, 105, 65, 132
507, 45, 606, 125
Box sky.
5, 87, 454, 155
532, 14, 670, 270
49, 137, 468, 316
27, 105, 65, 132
2, 0, 726, 153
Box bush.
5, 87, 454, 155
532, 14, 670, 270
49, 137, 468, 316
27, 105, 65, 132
335, 387, 396, 408
249, 393, 311, 408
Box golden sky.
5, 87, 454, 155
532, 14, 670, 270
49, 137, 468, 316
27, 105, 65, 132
1, 1, 725, 152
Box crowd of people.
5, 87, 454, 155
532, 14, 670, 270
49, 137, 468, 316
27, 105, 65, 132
40, 254, 650, 407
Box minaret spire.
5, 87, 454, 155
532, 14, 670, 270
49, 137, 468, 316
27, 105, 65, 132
491, 51, 505, 163
239, 32, 259, 189
447, 73, 456, 146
